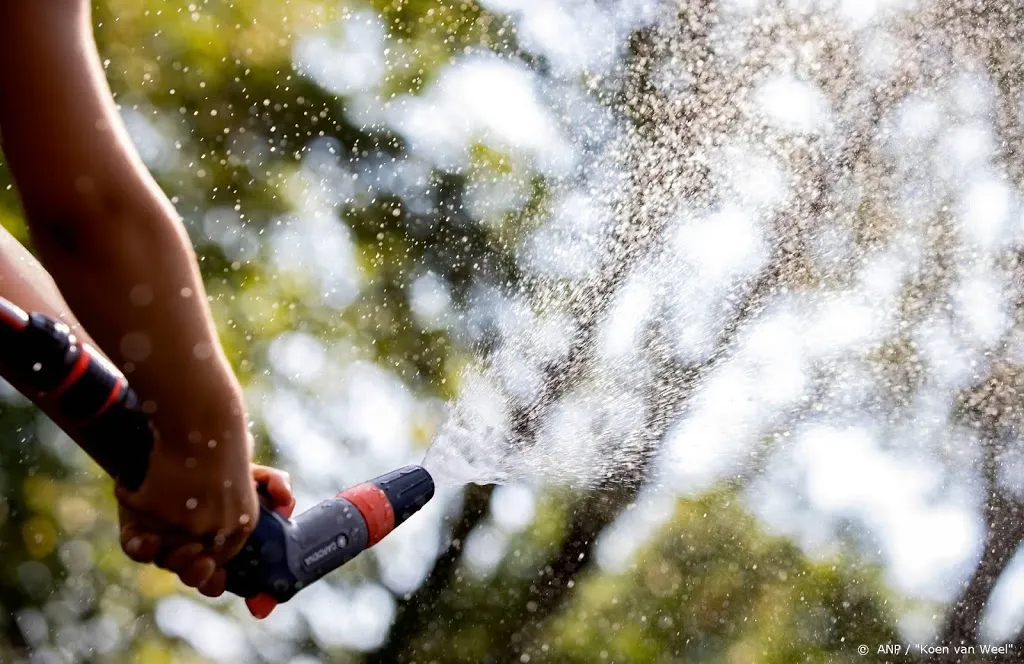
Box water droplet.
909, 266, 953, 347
120, 332, 152, 362
129, 284, 154, 306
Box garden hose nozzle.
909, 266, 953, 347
0, 297, 434, 605
231, 465, 434, 604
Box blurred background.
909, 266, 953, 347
2, 0, 1024, 662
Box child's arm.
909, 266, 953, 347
0, 1, 258, 584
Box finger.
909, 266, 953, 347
211, 524, 253, 566
114, 484, 145, 511
251, 465, 295, 518
198, 568, 227, 598
121, 528, 161, 564
160, 542, 204, 574
252, 466, 293, 499
246, 593, 278, 619
180, 555, 217, 589
134, 534, 161, 563
261, 470, 296, 514
250, 464, 278, 485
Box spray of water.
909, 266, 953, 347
425, 0, 1024, 501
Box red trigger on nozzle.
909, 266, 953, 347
247, 593, 278, 619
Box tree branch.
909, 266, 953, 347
500, 260, 783, 662
366, 483, 493, 664
944, 366, 1024, 656
943, 487, 1024, 653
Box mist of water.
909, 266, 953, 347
424, 0, 1024, 503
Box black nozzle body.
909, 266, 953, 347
371, 465, 435, 526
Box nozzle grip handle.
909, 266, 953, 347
224, 495, 371, 601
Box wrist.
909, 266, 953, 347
149, 387, 252, 461
149, 423, 253, 493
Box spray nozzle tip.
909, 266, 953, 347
371, 465, 435, 526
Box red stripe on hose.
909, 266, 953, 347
79, 346, 128, 424
338, 483, 395, 547
93, 376, 126, 419
0, 301, 28, 330
49, 348, 89, 399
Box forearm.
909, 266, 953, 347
0, 0, 247, 452
0, 227, 90, 341
29, 190, 247, 448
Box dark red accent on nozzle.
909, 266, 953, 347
339, 483, 395, 546
247, 594, 278, 619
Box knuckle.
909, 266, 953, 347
219, 532, 248, 559
182, 524, 207, 539
179, 516, 213, 538
120, 533, 144, 559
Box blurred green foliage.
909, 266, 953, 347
0, 1, 900, 662
547, 494, 898, 664
396, 491, 899, 664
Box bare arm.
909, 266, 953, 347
0, 1, 245, 454
0, 0, 259, 576
0, 227, 89, 335
0, 227, 294, 610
